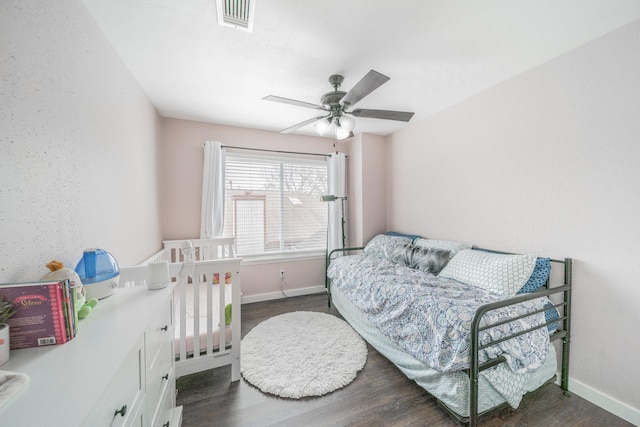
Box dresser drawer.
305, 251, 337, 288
146, 297, 173, 363
127, 397, 145, 427
151, 375, 181, 427
84, 335, 145, 427
147, 339, 174, 418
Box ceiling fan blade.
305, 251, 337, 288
281, 115, 329, 134
263, 95, 325, 110
341, 70, 390, 108
351, 108, 414, 122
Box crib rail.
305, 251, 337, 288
138, 238, 236, 265
163, 238, 235, 263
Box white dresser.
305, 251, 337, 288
0, 285, 182, 427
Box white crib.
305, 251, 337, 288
119, 238, 242, 380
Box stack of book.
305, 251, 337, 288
0, 280, 77, 349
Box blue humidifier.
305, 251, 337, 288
75, 248, 120, 300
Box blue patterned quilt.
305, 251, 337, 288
327, 254, 549, 373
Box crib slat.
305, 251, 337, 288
179, 269, 188, 362
219, 278, 226, 350
193, 272, 200, 357
206, 276, 213, 355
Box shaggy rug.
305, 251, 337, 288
240, 311, 367, 399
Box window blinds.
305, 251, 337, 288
223, 154, 328, 256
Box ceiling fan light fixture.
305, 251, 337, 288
339, 115, 355, 132
336, 125, 351, 140
314, 117, 332, 135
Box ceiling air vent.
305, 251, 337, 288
216, 0, 255, 33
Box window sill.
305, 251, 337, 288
239, 250, 326, 266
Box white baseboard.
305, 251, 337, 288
557, 375, 640, 425
241, 285, 326, 304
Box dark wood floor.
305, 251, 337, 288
176, 293, 631, 427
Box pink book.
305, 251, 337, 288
53, 282, 68, 344
0, 281, 68, 349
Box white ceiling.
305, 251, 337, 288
82, 0, 640, 138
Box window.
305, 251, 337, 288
223, 153, 328, 257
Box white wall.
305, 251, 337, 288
0, 0, 163, 281
387, 20, 640, 422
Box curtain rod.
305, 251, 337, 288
220, 145, 332, 158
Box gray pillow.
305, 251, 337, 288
389, 240, 414, 265
413, 238, 472, 259
411, 245, 451, 274
390, 241, 450, 275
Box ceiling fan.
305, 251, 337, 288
263, 70, 414, 140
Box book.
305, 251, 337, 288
61, 280, 76, 339
52, 282, 68, 345
0, 280, 72, 349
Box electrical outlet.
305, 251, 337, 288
279, 269, 285, 280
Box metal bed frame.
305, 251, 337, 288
326, 247, 572, 427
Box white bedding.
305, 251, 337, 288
331, 285, 557, 417
174, 282, 232, 355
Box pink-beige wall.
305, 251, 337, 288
159, 118, 348, 298
346, 135, 362, 247
0, 0, 163, 282
360, 134, 387, 244
347, 134, 388, 247
387, 20, 640, 421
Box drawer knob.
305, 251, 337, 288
114, 405, 127, 418
160, 325, 168, 331
162, 373, 169, 381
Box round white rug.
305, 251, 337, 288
240, 311, 367, 399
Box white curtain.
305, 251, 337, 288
200, 141, 226, 238
327, 152, 347, 255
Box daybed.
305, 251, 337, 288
120, 238, 242, 380
326, 234, 571, 426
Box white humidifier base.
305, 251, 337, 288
85, 276, 120, 300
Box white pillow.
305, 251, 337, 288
438, 249, 536, 297
363, 234, 412, 260
413, 238, 472, 259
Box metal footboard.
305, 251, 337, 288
465, 257, 573, 426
